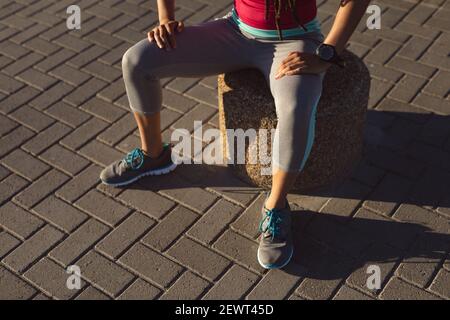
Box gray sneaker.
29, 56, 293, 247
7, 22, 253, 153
100, 143, 176, 187
257, 195, 293, 269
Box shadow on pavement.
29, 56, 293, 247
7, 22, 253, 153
283, 209, 449, 281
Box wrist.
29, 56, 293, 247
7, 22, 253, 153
315, 43, 345, 68
159, 17, 173, 25
323, 39, 345, 55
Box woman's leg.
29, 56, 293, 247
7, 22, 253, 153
265, 37, 325, 209
265, 170, 298, 209
255, 35, 324, 269
133, 112, 163, 158
100, 18, 251, 186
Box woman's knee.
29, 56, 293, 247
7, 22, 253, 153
122, 41, 149, 77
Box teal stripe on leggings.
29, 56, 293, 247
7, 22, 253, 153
299, 101, 319, 171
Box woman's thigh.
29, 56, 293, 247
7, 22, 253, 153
122, 18, 253, 79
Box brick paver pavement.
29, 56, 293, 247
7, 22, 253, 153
1, 0, 449, 300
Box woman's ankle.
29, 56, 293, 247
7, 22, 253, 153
142, 144, 164, 158
264, 193, 287, 210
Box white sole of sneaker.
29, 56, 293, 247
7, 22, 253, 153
101, 162, 177, 187
257, 245, 294, 270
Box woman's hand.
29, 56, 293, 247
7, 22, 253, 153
275, 52, 331, 79
148, 20, 184, 50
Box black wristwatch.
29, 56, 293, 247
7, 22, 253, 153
315, 43, 345, 68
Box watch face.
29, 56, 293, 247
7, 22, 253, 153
319, 45, 335, 61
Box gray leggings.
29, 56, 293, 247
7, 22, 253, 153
122, 16, 325, 172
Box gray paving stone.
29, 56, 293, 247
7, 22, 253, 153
44, 101, 91, 128
118, 188, 175, 219
333, 285, 374, 300
13, 169, 69, 209
32, 195, 88, 233
78, 140, 123, 167
2, 224, 64, 273
161, 187, 217, 214
75, 189, 132, 227
396, 233, 447, 288
96, 212, 155, 259
247, 265, 304, 300
80, 97, 126, 123
119, 243, 183, 288
142, 205, 198, 251
29, 82, 74, 111
162, 88, 197, 113
393, 204, 450, 234
0, 86, 41, 115
346, 243, 401, 295
39, 144, 90, 176
213, 230, 263, 274
0, 126, 34, 158
75, 286, 111, 300
0, 202, 44, 240
60, 117, 109, 151
3, 52, 44, 76
24, 37, 60, 56
118, 278, 161, 300
16, 68, 58, 91
9, 105, 55, 132
0, 266, 36, 300
50, 219, 110, 266
22, 122, 72, 156
1, 149, 50, 181
160, 271, 210, 300
63, 77, 108, 107
429, 269, 450, 299
380, 277, 441, 300
0, 174, 28, 205
188, 199, 241, 244
168, 237, 231, 281
97, 113, 136, 146
82, 60, 122, 83
0, 231, 21, 259
76, 250, 135, 297
48, 64, 91, 87
363, 173, 413, 216
203, 265, 259, 300
24, 258, 86, 300
0, 114, 18, 137
67, 45, 108, 69
56, 165, 102, 203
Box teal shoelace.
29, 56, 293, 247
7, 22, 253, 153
124, 148, 144, 170
259, 208, 283, 240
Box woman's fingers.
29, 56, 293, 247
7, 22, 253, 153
276, 61, 305, 79
153, 28, 165, 49
148, 21, 184, 49
284, 68, 303, 76
281, 51, 301, 64
177, 21, 184, 32
163, 24, 176, 49
147, 30, 154, 43
159, 27, 171, 49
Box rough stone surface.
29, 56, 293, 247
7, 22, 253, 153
218, 50, 370, 191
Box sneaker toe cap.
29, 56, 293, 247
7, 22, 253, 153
100, 166, 118, 184
257, 245, 293, 269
